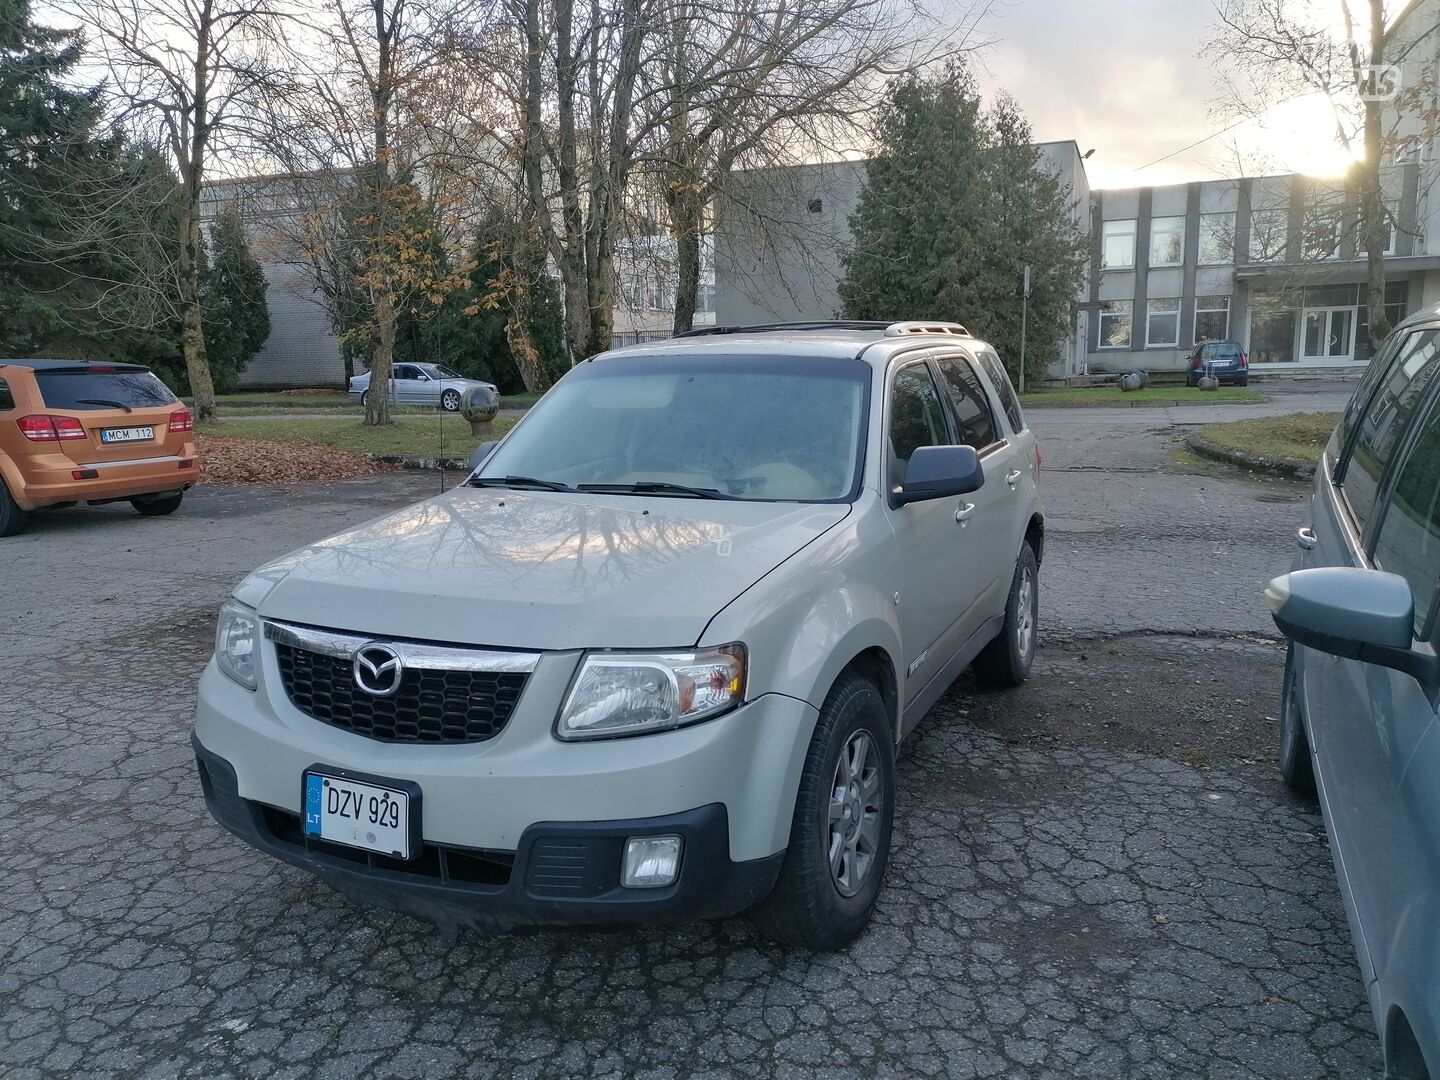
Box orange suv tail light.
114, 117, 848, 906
18, 415, 87, 441
168, 409, 193, 433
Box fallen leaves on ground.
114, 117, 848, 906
198, 433, 393, 485
277, 387, 342, 397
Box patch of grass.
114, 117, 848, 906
198, 414, 518, 457
1020, 386, 1265, 407
1194, 412, 1338, 469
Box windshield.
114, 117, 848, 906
478, 353, 869, 501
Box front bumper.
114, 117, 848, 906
194, 735, 784, 931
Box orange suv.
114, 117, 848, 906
0, 359, 201, 537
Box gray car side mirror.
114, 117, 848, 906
892, 445, 984, 507
1266, 567, 1440, 699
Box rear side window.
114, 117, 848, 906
976, 350, 1025, 432
933, 355, 998, 449
1372, 404, 1440, 641
34, 370, 177, 411
0, 378, 12, 410
889, 362, 949, 485
1342, 327, 1440, 531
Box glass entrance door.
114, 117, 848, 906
1302, 307, 1356, 361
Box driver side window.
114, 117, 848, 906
889, 362, 949, 486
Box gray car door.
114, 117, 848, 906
391, 364, 426, 405
1302, 324, 1440, 987
884, 359, 978, 706
931, 352, 1018, 629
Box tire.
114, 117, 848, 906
441, 389, 462, 412
753, 671, 895, 950
1236, 376, 1249, 387
1186, 374, 1197, 388
973, 543, 1039, 688
360, 389, 370, 408
131, 493, 184, 517
1279, 644, 1317, 798
0, 478, 30, 537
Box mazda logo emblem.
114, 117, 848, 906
353, 643, 403, 696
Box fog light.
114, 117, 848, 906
621, 835, 682, 888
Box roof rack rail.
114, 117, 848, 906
675, 320, 891, 337
673, 319, 971, 339
884, 321, 971, 337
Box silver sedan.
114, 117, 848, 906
346, 363, 498, 411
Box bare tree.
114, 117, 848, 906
253, 0, 471, 424
636, 0, 994, 333
66, 0, 286, 419
1208, 0, 1440, 351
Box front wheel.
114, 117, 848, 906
1279, 645, 1317, 798
131, 493, 183, 517
973, 543, 1039, 687
753, 671, 895, 950
441, 389, 462, 412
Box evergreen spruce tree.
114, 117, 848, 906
839, 64, 1088, 386
200, 208, 269, 393
0, 0, 105, 350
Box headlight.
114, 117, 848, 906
556, 644, 746, 740
215, 600, 259, 690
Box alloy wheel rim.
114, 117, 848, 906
827, 730, 884, 897
1016, 567, 1035, 659
443, 391, 460, 410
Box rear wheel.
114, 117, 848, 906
360, 389, 370, 408
1236, 376, 1250, 387
131, 493, 184, 517
0, 478, 30, 537
753, 671, 895, 950
1279, 644, 1317, 798
973, 543, 1039, 688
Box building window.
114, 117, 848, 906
1102, 219, 1135, 269
1301, 202, 1344, 260
1381, 199, 1399, 255
1198, 213, 1235, 264
1251, 301, 1298, 363
696, 283, 716, 314
1194, 295, 1231, 343
1098, 299, 1133, 348
1146, 298, 1181, 347
1249, 207, 1288, 262
1149, 216, 1184, 266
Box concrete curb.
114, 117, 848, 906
1183, 432, 1316, 479
1024, 396, 1268, 409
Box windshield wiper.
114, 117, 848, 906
75, 398, 132, 413
468, 475, 577, 493
577, 481, 739, 500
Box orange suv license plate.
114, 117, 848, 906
100, 426, 154, 443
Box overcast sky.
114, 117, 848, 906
971, 0, 1354, 190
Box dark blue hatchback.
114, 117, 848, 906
1186, 340, 1249, 386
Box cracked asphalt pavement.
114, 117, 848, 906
1, 385, 1380, 1078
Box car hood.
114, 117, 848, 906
236, 488, 850, 649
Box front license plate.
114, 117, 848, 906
304, 769, 415, 859
100, 426, 154, 443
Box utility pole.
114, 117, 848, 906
1019, 265, 1031, 395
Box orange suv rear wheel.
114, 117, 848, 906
0, 478, 30, 537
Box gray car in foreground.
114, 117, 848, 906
1267, 306, 1440, 1080
347, 362, 498, 411
194, 320, 1043, 950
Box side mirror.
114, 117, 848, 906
892, 445, 984, 507
1265, 567, 1439, 698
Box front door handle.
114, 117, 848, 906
1297, 526, 1318, 550
954, 502, 976, 526
1005, 469, 1022, 486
